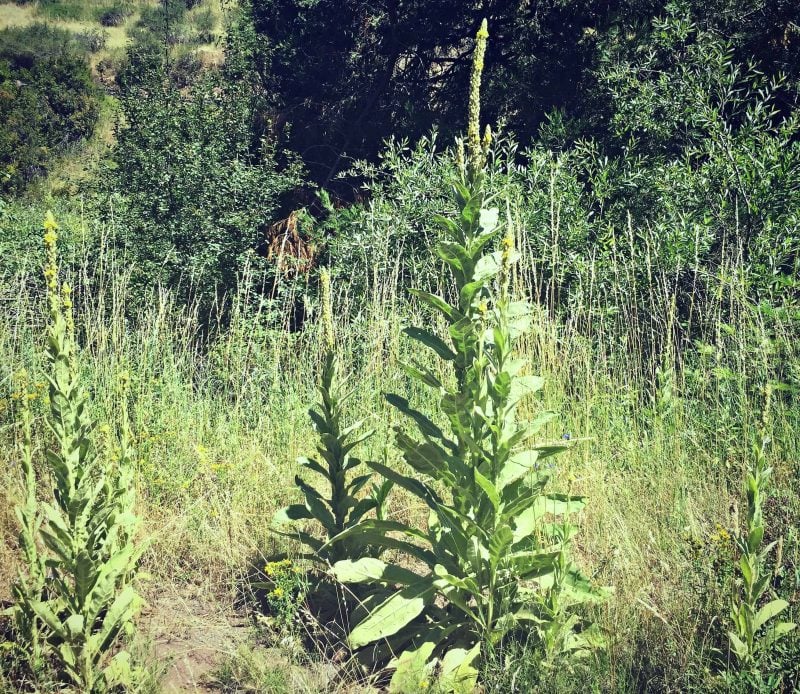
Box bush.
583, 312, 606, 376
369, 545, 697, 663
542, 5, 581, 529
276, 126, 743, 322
98, 4, 132, 27
76, 28, 109, 53
0, 24, 99, 195
110, 11, 303, 309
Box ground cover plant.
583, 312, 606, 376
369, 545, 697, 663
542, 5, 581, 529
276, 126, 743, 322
0, 1, 799, 692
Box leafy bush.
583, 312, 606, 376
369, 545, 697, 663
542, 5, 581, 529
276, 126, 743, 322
0, 25, 99, 195
98, 4, 133, 27
111, 10, 303, 308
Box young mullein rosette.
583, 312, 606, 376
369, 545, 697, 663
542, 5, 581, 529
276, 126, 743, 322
8, 213, 143, 692
327, 20, 606, 690
273, 268, 390, 565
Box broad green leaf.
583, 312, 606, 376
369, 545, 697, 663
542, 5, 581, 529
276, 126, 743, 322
747, 525, 764, 554
754, 599, 789, 631
388, 641, 436, 694
509, 375, 545, 405
403, 327, 457, 361
728, 631, 749, 660
332, 558, 423, 586
761, 622, 796, 648
498, 449, 539, 490
400, 361, 444, 389
295, 478, 336, 533
365, 459, 442, 510
524, 410, 558, 435
479, 207, 499, 234
473, 251, 503, 283
387, 394, 449, 442
31, 600, 66, 638
533, 494, 586, 518
439, 643, 481, 694
272, 504, 313, 526
349, 582, 435, 649
472, 468, 500, 511
65, 614, 84, 639
508, 549, 561, 580
326, 519, 437, 566
92, 585, 137, 654
489, 525, 513, 571
433, 214, 459, 236
409, 288, 459, 321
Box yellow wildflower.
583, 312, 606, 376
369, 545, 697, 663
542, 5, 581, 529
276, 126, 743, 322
43, 211, 58, 233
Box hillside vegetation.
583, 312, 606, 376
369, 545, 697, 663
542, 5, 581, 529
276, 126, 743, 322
0, 1, 798, 692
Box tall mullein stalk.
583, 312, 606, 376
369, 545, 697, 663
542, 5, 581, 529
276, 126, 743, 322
328, 20, 605, 690
9, 213, 143, 692
274, 268, 390, 565
7, 370, 48, 679
728, 385, 796, 674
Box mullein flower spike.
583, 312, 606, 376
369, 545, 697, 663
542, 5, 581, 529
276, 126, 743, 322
320, 267, 334, 350
467, 19, 489, 180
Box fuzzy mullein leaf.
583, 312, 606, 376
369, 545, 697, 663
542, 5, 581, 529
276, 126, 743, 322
348, 582, 436, 650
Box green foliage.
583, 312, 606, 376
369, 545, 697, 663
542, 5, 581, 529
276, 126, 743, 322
728, 424, 796, 685
274, 270, 391, 564
98, 4, 134, 28
0, 24, 99, 195
5, 213, 142, 692
328, 24, 606, 690
111, 9, 302, 306
259, 559, 308, 634
274, 353, 389, 564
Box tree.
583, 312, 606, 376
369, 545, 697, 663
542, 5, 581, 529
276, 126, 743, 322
111, 9, 302, 305
0, 24, 98, 195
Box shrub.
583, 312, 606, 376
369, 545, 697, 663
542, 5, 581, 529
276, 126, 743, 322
0, 25, 99, 195
98, 4, 132, 27
111, 10, 303, 309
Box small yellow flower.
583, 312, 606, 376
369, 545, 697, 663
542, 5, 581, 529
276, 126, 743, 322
43, 211, 58, 233
477, 299, 489, 315
270, 586, 285, 599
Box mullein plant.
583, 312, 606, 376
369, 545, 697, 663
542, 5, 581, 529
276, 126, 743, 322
6, 213, 142, 692
273, 268, 392, 566
327, 20, 607, 692
7, 368, 48, 680
728, 386, 795, 683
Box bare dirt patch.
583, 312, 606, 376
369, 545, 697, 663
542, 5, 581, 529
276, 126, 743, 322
140, 587, 251, 692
